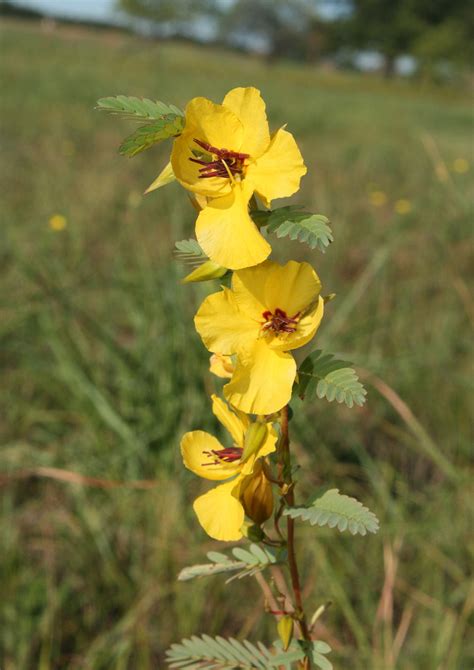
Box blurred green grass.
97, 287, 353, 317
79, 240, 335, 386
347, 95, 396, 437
1, 17, 473, 670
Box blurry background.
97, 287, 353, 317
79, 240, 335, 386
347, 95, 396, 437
0, 0, 473, 668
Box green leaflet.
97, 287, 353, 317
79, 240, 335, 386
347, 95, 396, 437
96, 95, 184, 121
119, 115, 185, 156
284, 488, 380, 536
174, 238, 208, 266
177, 544, 281, 583
165, 636, 332, 669
252, 206, 333, 252
298, 349, 367, 408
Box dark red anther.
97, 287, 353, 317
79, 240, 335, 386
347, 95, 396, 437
202, 446, 243, 466
261, 308, 300, 334
190, 138, 249, 179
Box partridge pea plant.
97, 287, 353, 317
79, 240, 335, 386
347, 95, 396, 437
98, 87, 378, 669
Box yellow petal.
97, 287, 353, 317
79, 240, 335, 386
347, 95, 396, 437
181, 260, 227, 284
194, 287, 259, 355
181, 430, 240, 480
193, 478, 245, 541
185, 96, 244, 152
171, 96, 244, 198
209, 353, 234, 379
144, 161, 175, 194
224, 340, 296, 414
232, 260, 321, 322
196, 183, 271, 270
270, 295, 324, 352
246, 128, 306, 207
222, 87, 270, 158
211, 394, 248, 447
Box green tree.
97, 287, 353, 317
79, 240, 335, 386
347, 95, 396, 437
343, 0, 473, 76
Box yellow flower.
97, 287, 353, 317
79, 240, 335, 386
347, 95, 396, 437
171, 87, 306, 270
209, 353, 235, 379
394, 199, 412, 215
452, 158, 469, 174
181, 394, 277, 541
48, 214, 67, 231
369, 191, 387, 207
194, 260, 324, 414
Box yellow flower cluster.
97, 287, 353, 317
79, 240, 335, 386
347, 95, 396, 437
150, 87, 325, 540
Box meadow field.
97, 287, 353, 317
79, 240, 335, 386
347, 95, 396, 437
0, 17, 473, 670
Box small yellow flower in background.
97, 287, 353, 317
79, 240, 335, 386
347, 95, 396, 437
394, 199, 412, 215
452, 158, 469, 174
180, 394, 277, 541
48, 214, 67, 231
194, 260, 324, 415
170, 87, 306, 270
368, 191, 387, 207
209, 353, 234, 379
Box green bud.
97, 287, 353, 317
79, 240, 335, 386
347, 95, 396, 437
242, 422, 267, 461
181, 260, 228, 284
277, 615, 294, 651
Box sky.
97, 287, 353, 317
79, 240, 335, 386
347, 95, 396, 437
10, 0, 121, 23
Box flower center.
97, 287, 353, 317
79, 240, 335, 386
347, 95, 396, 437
261, 308, 300, 334
203, 446, 243, 466
189, 139, 249, 180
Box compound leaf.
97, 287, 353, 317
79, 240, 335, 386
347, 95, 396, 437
298, 349, 367, 408
284, 489, 379, 536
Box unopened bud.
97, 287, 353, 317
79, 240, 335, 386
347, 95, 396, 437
181, 260, 228, 284
242, 422, 267, 461
277, 615, 294, 651
241, 466, 273, 524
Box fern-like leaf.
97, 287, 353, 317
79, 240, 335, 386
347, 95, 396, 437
284, 489, 379, 536
165, 635, 321, 669
252, 206, 333, 252
174, 239, 208, 266
96, 95, 183, 121
298, 349, 367, 408
119, 115, 185, 156
178, 544, 280, 583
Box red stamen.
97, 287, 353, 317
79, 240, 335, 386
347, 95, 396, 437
261, 308, 300, 334
190, 138, 249, 179
202, 446, 243, 466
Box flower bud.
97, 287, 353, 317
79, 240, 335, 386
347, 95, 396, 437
181, 260, 228, 284
277, 615, 294, 651
241, 465, 273, 525
242, 422, 267, 461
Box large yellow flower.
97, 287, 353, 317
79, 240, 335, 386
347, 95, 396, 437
171, 87, 306, 270
181, 394, 277, 541
194, 260, 324, 415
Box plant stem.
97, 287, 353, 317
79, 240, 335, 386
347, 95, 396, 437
279, 405, 312, 653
